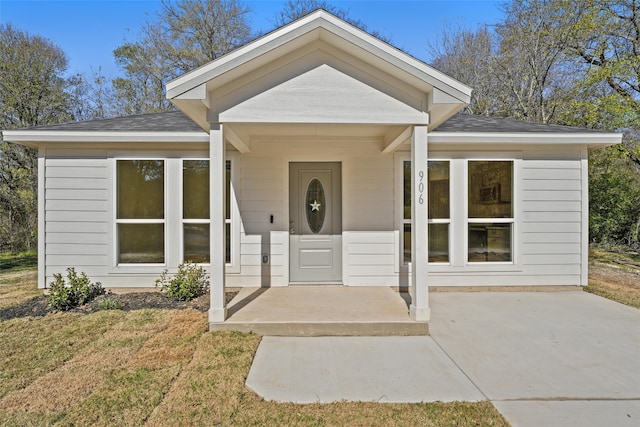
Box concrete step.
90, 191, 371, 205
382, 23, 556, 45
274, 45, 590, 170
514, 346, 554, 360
209, 286, 429, 336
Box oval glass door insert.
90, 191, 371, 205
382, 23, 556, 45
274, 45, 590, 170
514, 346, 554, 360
306, 178, 326, 234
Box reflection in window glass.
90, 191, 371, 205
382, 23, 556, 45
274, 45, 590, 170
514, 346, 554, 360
184, 224, 210, 263
183, 160, 209, 219
117, 160, 164, 264
118, 223, 164, 263
117, 160, 164, 219
468, 223, 512, 262
403, 161, 411, 220
428, 223, 449, 263
468, 161, 514, 263
428, 161, 449, 219
403, 223, 411, 264
468, 161, 512, 218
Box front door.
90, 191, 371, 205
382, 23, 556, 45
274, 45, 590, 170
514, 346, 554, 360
289, 162, 342, 283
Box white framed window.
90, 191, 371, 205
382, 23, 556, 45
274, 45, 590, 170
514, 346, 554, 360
116, 159, 166, 265
467, 160, 514, 263
182, 159, 210, 264
397, 155, 516, 268
428, 160, 450, 263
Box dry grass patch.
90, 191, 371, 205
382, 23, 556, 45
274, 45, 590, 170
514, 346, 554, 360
0, 311, 123, 399
0, 309, 175, 420
0, 270, 40, 308
588, 248, 640, 309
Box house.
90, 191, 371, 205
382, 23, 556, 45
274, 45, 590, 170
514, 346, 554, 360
4, 10, 621, 327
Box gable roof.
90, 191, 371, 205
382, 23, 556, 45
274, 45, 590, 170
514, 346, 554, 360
165, 9, 472, 129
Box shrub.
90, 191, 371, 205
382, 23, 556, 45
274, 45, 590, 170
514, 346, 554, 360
96, 296, 122, 311
48, 268, 105, 311
155, 262, 209, 301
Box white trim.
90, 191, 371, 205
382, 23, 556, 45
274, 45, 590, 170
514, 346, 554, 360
3, 131, 209, 145
226, 154, 241, 273
38, 148, 46, 288
180, 158, 211, 266
111, 158, 168, 273
580, 148, 589, 286
428, 132, 622, 148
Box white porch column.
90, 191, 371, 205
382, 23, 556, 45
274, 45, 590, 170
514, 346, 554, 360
209, 124, 226, 323
410, 125, 430, 321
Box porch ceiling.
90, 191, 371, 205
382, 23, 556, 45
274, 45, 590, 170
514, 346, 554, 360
224, 122, 411, 154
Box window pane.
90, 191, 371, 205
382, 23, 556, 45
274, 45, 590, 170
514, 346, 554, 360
225, 160, 231, 220
468, 161, 512, 219
225, 223, 231, 264
429, 223, 449, 263
404, 223, 411, 263
468, 223, 512, 262
403, 161, 411, 219
428, 161, 449, 219
117, 160, 164, 219
184, 224, 209, 263
183, 160, 209, 219
118, 223, 164, 263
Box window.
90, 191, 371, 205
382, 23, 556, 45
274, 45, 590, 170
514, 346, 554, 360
428, 161, 450, 263
403, 160, 451, 263
225, 160, 231, 264
468, 161, 513, 262
183, 160, 210, 263
116, 160, 165, 264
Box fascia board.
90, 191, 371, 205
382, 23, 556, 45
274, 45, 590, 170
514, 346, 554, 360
2, 130, 209, 144
428, 132, 623, 148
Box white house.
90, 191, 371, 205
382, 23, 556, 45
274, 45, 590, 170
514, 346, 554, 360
4, 10, 621, 327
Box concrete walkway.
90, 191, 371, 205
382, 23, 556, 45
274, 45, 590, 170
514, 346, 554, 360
246, 291, 640, 426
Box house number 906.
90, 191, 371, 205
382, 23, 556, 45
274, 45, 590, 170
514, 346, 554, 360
418, 171, 425, 204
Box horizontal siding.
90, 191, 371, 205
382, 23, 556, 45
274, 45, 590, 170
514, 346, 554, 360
519, 155, 583, 276
44, 155, 110, 279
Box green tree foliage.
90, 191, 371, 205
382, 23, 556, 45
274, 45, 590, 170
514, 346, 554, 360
0, 23, 78, 251
112, 0, 252, 114
430, 0, 640, 249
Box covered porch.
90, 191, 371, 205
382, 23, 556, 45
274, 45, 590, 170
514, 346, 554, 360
212, 285, 428, 336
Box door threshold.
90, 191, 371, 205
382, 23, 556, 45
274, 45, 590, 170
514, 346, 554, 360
289, 282, 344, 286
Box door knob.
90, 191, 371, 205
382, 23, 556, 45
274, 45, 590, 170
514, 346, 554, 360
290, 221, 295, 234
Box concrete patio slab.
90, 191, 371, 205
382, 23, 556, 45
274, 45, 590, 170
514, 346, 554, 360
211, 286, 428, 336
429, 291, 640, 400
246, 336, 485, 403
492, 400, 640, 427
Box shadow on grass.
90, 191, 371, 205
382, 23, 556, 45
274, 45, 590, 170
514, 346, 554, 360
0, 251, 38, 273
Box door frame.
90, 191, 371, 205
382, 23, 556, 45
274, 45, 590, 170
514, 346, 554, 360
288, 161, 343, 284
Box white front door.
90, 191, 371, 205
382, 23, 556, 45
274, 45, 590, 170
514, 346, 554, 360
289, 162, 342, 283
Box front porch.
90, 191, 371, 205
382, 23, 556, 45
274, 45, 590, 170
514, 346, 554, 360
210, 286, 429, 336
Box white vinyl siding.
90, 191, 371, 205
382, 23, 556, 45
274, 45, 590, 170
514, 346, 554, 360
428, 149, 586, 287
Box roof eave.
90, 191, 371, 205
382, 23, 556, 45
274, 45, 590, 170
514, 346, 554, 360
428, 132, 623, 149
2, 130, 209, 146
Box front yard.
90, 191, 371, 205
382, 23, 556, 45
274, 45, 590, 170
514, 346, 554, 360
1, 247, 638, 426
0, 264, 507, 427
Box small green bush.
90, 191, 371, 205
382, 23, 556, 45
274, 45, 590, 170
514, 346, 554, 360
48, 268, 105, 311
97, 296, 123, 311
155, 262, 209, 301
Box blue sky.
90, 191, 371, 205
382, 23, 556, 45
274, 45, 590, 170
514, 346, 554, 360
0, 0, 503, 78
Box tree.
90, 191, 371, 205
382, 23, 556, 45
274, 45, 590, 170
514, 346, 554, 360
429, 26, 505, 116
274, 0, 391, 43
0, 23, 78, 251
113, 0, 252, 114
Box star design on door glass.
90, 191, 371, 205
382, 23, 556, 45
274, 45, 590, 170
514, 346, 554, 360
309, 200, 321, 212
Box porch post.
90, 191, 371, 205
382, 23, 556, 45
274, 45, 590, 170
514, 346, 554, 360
209, 123, 226, 323
410, 125, 430, 321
